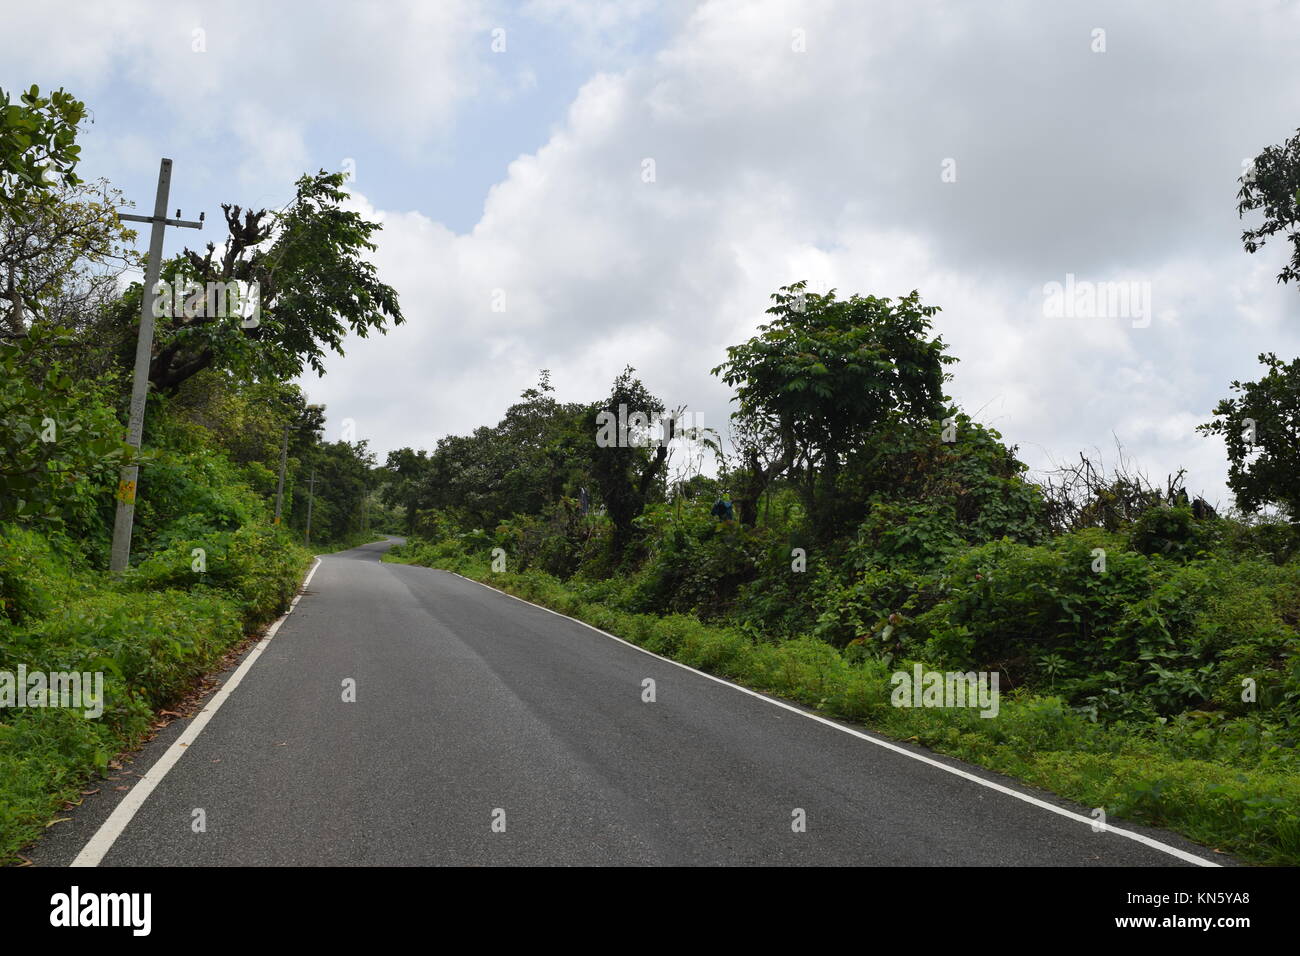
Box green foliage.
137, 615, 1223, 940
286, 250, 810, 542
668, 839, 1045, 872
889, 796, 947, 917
127, 523, 309, 627
589, 367, 670, 555
126, 443, 260, 552
1129, 505, 1217, 560
0, 327, 132, 539
0, 84, 85, 217
145, 170, 404, 393
623, 501, 769, 616
1200, 352, 1300, 518
846, 413, 1047, 546
493, 498, 603, 579
0, 525, 65, 626
713, 282, 954, 540
1238, 127, 1300, 287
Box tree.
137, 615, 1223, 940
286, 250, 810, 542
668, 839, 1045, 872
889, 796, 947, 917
143, 170, 404, 394
1239, 128, 1300, 287
1199, 352, 1300, 519
589, 367, 672, 556
0, 85, 85, 219
381, 447, 430, 534
291, 439, 377, 544
712, 282, 954, 540
405, 372, 593, 532
1, 178, 137, 336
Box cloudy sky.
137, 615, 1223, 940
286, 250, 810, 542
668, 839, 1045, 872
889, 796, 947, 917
3, 0, 1299, 506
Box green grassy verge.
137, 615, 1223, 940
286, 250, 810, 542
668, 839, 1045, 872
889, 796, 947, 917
387, 542, 1300, 866
0, 524, 311, 864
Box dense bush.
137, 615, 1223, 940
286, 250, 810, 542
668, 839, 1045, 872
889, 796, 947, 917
128, 523, 309, 627
0, 525, 66, 626
0, 412, 311, 863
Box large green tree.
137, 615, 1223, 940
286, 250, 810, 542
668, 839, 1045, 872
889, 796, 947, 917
135, 170, 403, 394
713, 282, 954, 539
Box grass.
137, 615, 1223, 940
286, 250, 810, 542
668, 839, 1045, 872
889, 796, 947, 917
0, 524, 311, 864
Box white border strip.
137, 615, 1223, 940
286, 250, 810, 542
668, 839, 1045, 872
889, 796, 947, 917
449, 570, 1220, 868
70, 558, 322, 867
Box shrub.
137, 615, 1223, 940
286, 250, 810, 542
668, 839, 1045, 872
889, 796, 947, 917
127, 524, 310, 627
0, 525, 67, 626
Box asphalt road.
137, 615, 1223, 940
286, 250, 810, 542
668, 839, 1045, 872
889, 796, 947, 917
36, 538, 1223, 866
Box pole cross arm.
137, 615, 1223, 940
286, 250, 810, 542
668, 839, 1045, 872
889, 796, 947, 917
119, 212, 203, 230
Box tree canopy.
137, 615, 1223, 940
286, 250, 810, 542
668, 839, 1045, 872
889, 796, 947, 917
147, 170, 405, 393
1240, 127, 1300, 288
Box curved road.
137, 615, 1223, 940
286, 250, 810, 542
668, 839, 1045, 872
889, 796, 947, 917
35, 539, 1223, 866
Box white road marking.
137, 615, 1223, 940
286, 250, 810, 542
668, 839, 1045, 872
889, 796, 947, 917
448, 570, 1220, 868
70, 558, 322, 867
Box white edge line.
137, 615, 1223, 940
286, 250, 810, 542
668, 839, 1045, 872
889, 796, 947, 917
445, 570, 1220, 868
69, 557, 323, 867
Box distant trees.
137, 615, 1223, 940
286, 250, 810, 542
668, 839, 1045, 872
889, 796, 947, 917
380, 447, 430, 535
396, 373, 592, 533
293, 439, 377, 544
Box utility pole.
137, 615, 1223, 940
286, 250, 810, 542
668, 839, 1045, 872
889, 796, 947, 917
273, 424, 289, 525
304, 468, 317, 545
109, 158, 203, 572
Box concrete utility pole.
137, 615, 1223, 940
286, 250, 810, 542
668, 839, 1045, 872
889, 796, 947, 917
304, 468, 317, 545
273, 424, 289, 525
109, 158, 203, 572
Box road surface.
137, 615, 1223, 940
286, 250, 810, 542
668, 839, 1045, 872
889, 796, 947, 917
33, 539, 1223, 866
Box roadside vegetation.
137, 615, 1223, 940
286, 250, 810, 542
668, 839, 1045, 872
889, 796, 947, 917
0, 85, 405, 862
381, 129, 1300, 866
4, 79, 1299, 866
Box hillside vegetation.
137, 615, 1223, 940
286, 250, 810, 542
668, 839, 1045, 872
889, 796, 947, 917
0, 85, 404, 862
382, 282, 1300, 864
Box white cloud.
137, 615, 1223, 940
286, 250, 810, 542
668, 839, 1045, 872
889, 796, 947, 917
7, 0, 1300, 509
305, 0, 1300, 513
